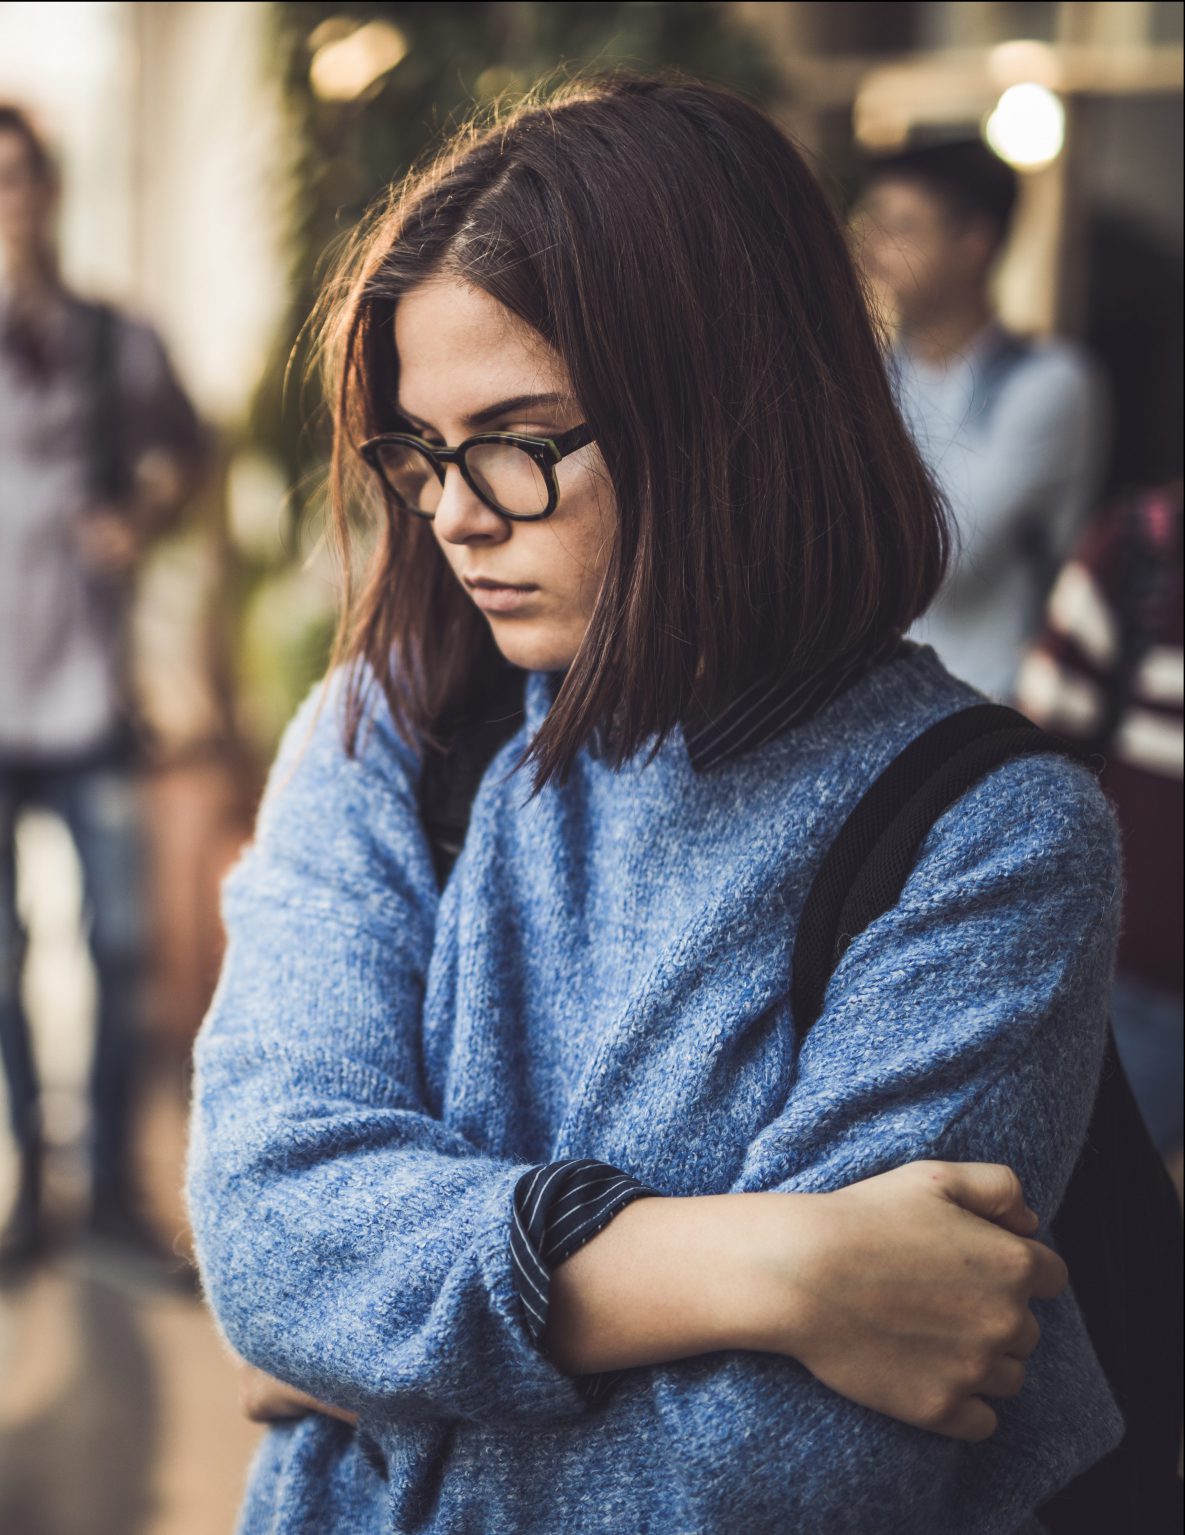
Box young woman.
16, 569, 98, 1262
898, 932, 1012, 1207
187, 76, 1122, 1534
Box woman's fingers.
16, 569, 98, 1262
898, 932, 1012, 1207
239, 1365, 312, 1423
237, 1362, 360, 1427
243, 1394, 306, 1423
979, 1356, 1027, 1400
1008, 1309, 1041, 1361
933, 1162, 1037, 1234
1023, 1239, 1069, 1302
940, 1397, 999, 1442
917, 1351, 1027, 1441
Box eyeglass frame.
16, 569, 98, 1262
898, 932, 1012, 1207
358, 423, 596, 523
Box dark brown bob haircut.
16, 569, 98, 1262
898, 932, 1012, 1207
324, 73, 948, 786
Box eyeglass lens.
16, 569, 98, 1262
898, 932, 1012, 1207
372, 439, 551, 517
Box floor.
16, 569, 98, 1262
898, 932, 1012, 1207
0, 812, 260, 1535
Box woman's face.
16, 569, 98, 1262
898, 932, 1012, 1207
393, 277, 614, 673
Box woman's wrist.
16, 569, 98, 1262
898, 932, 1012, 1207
722, 1190, 827, 1357
543, 1190, 815, 1375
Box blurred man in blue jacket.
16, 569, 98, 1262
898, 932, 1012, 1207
857, 139, 1109, 700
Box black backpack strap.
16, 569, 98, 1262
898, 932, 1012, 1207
791, 704, 1079, 1037
791, 701, 1184, 1532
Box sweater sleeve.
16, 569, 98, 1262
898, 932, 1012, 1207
185, 675, 589, 1426
510, 1160, 657, 1402
649, 752, 1125, 1535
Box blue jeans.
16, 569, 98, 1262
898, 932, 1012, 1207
0, 749, 145, 1195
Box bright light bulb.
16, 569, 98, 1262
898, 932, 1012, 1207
309, 19, 408, 102
984, 83, 1065, 172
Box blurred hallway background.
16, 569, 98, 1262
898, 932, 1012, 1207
0, 810, 261, 1534
0, 3, 1180, 1530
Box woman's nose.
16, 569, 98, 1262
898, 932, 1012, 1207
432, 464, 511, 546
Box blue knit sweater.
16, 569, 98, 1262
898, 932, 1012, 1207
187, 644, 1123, 1535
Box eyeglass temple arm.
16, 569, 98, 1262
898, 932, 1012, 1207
551, 423, 595, 459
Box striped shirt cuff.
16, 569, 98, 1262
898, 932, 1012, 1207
510, 1158, 656, 1404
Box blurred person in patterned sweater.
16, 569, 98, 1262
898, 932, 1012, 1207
1016, 484, 1184, 1194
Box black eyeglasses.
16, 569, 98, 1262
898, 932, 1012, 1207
359, 424, 595, 522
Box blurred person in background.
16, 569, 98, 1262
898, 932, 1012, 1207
1016, 484, 1184, 1197
856, 140, 1110, 701
0, 105, 206, 1270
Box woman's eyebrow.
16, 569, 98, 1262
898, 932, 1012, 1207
394, 392, 571, 434
463, 392, 570, 428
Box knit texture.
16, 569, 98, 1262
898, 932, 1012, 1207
186, 643, 1124, 1534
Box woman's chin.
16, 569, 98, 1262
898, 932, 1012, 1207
486, 618, 581, 674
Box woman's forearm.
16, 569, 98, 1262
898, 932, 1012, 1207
545, 1163, 1066, 1443
544, 1192, 795, 1374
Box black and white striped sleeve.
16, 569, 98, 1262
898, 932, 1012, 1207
510, 1159, 656, 1401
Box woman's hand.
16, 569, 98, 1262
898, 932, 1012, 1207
238, 1361, 359, 1428
546, 1160, 1065, 1443
740, 1161, 1067, 1441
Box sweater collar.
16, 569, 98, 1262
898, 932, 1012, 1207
550, 637, 904, 775
681, 638, 904, 773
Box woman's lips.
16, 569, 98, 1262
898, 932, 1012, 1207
464, 579, 539, 614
